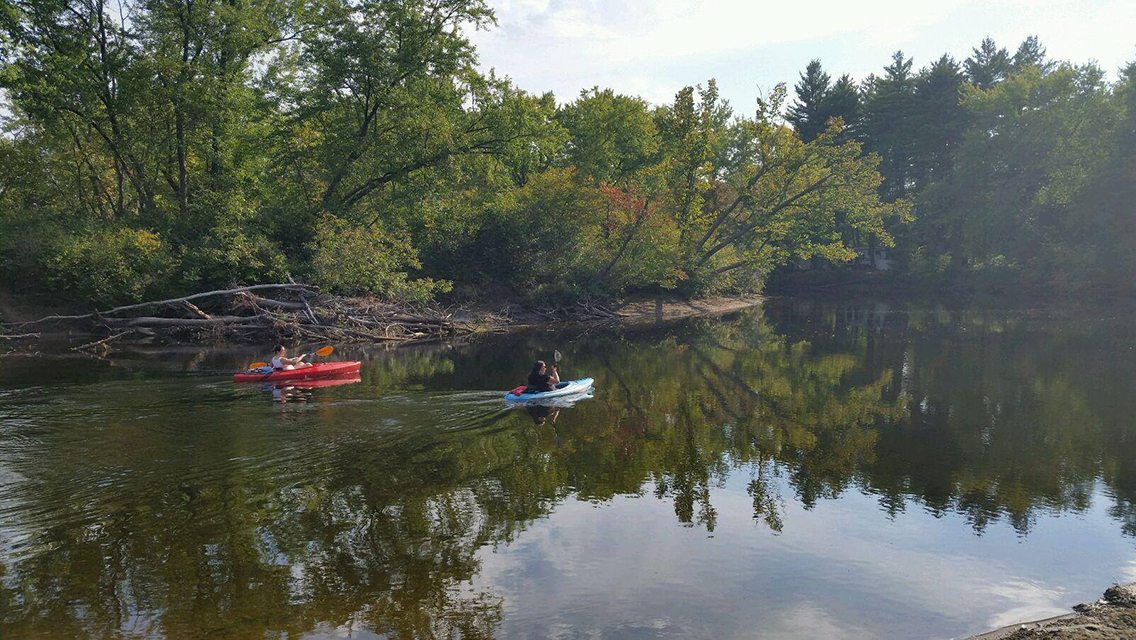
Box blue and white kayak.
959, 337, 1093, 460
504, 377, 595, 402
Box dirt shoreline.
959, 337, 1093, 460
967, 584, 1136, 640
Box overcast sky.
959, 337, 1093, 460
468, 0, 1136, 111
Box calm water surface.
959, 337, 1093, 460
2, 301, 1135, 639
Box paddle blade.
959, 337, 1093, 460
315, 346, 334, 357
554, 349, 562, 363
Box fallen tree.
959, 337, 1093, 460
1, 284, 481, 347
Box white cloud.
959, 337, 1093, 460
483, 0, 968, 63
470, 0, 1136, 108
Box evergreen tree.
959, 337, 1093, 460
824, 74, 862, 140
862, 51, 916, 199
1012, 35, 1052, 73
788, 60, 832, 142
965, 37, 1011, 89
911, 55, 966, 186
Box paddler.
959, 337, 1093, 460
271, 345, 313, 371
525, 359, 559, 393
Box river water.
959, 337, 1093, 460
2, 300, 1135, 639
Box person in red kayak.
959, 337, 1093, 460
525, 360, 559, 393
271, 345, 312, 371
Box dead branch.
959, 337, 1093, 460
6, 284, 319, 328
104, 315, 266, 328
237, 293, 306, 311
300, 294, 320, 325
71, 330, 133, 351
181, 301, 211, 319
1, 284, 508, 348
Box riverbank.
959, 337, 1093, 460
968, 584, 1136, 640
0, 286, 763, 353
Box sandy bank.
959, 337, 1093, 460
968, 584, 1136, 640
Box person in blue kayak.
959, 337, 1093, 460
271, 345, 312, 371
525, 359, 560, 393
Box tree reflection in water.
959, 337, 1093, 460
2, 302, 1135, 637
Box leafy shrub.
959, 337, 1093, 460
180, 222, 290, 292
307, 215, 450, 302
42, 227, 175, 304
480, 169, 607, 301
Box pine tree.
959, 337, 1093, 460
824, 74, 862, 140
965, 37, 1011, 89
788, 60, 832, 142
1012, 35, 1051, 73
911, 55, 965, 187
862, 51, 916, 199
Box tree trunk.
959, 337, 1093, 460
175, 105, 189, 218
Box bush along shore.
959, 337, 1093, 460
0, 285, 763, 354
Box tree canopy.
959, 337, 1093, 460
0, 0, 902, 306
1, 14, 1131, 305
787, 38, 1135, 295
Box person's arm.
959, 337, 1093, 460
550, 365, 560, 385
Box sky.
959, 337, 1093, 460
468, 0, 1136, 111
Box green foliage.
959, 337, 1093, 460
558, 88, 660, 185
788, 60, 833, 142
5, 6, 1123, 307
682, 86, 909, 292
1012, 35, 1051, 72
43, 227, 175, 304
784, 36, 1135, 295
916, 63, 1123, 289
862, 51, 916, 200
788, 62, 861, 143
181, 220, 289, 290
307, 216, 449, 302
965, 37, 1012, 89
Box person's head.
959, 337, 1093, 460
274, 344, 286, 356
530, 360, 547, 376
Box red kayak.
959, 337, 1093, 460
233, 361, 362, 382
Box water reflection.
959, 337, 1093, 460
1, 302, 1135, 638
267, 374, 362, 403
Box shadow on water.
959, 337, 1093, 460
1, 301, 1136, 638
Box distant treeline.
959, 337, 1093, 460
787, 38, 1136, 294
0, 0, 1130, 306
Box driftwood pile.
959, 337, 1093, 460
1, 284, 478, 350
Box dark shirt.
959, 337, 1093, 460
526, 372, 553, 393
